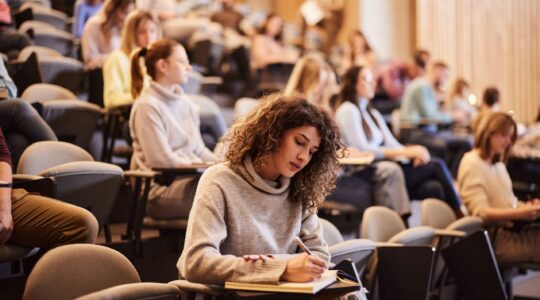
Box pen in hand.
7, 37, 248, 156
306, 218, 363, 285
294, 236, 314, 256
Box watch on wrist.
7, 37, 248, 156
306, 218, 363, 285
0, 181, 13, 188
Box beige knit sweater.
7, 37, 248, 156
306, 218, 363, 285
177, 157, 330, 285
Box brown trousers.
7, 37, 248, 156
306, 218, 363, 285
9, 189, 99, 248
493, 226, 540, 264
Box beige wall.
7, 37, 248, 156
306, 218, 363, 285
416, 0, 540, 123
361, 0, 413, 62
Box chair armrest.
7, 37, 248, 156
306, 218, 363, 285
124, 170, 157, 179
153, 163, 211, 176
434, 228, 466, 238
168, 279, 225, 296
12, 175, 56, 198
374, 242, 403, 247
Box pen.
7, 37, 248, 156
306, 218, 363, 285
294, 236, 313, 256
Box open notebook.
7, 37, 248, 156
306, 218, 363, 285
225, 270, 337, 294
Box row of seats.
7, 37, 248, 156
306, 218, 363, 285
15, 198, 486, 299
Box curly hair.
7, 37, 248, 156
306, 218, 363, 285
222, 93, 344, 212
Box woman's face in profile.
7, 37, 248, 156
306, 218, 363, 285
136, 19, 159, 48
489, 125, 514, 157
265, 16, 283, 38
355, 68, 375, 100
263, 126, 321, 180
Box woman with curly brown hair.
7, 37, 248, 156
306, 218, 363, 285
178, 93, 344, 285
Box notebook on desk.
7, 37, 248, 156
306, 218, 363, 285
225, 270, 337, 294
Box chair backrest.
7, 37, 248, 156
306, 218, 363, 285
21, 83, 77, 102
180, 71, 202, 94
19, 20, 74, 56
12, 52, 43, 94
20, 3, 68, 31
75, 283, 179, 300
421, 198, 456, 229
377, 246, 435, 300
361, 206, 406, 242
39, 161, 123, 228
40, 100, 102, 150
186, 94, 227, 149
17, 141, 93, 174
23, 244, 140, 300
442, 231, 507, 300
38, 56, 84, 93
319, 218, 344, 246
234, 97, 259, 119
18, 45, 62, 61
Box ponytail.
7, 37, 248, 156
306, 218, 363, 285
130, 47, 146, 98
130, 38, 180, 99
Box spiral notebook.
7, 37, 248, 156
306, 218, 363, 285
225, 270, 337, 294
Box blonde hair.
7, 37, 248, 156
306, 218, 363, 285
284, 53, 337, 114
475, 112, 517, 164
222, 93, 344, 212
120, 10, 160, 55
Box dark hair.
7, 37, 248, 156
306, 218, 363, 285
335, 66, 380, 140
222, 93, 344, 212
260, 13, 283, 42
413, 49, 430, 69
348, 30, 373, 66
100, 0, 134, 40
475, 112, 516, 164
536, 107, 540, 122
131, 38, 179, 98
482, 87, 500, 107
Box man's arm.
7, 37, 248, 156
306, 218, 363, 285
0, 128, 13, 244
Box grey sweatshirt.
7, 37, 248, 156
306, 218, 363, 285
130, 81, 216, 171
177, 156, 330, 285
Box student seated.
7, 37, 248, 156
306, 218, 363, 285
103, 9, 160, 108
0, 127, 98, 248
81, 0, 134, 70
457, 112, 540, 264
250, 13, 297, 70
285, 54, 410, 216
335, 66, 463, 216
129, 38, 217, 220
178, 93, 343, 284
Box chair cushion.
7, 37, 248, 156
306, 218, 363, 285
388, 226, 435, 245
76, 283, 179, 300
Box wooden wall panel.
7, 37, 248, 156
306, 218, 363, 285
415, 0, 540, 123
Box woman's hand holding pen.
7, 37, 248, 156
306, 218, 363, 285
280, 253, 327, 282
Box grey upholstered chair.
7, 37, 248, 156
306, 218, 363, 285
421, 198, 483, 235
23, 244, 140, 300
186, 94, 227, 150
361, 206, 435, 245
19, 20, 75, 56
19, 2, 69, 31
21, 83, 77, 102
17, 45, 62, 62
20, 94, 102, 151
319, 218, 375, 273
75, 283, 179, 300
17, 141, 123, 230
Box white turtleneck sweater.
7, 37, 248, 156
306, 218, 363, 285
130, 81, 216, 171
335, 98, 403, 159
177, 157, 330, 285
